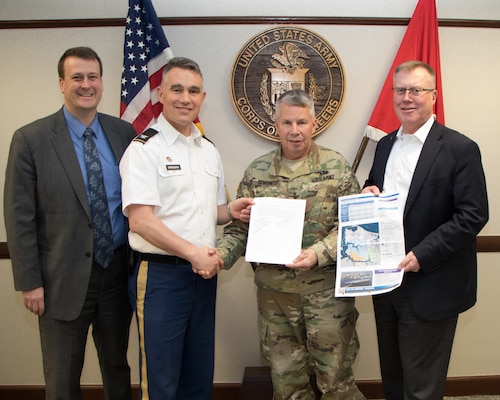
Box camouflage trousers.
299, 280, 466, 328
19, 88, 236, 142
257, 287, 366, 400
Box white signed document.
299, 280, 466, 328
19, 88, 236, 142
245, 197, 306, 265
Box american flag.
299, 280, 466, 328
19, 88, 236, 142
120, 0, 174, 134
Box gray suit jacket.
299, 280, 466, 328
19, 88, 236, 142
4, 108, 136, 320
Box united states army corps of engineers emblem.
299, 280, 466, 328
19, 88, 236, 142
230, 26, 345, 142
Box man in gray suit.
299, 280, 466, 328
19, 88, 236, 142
4, 47, 135, 400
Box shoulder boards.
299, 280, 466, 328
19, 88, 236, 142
133, 128, 159, 144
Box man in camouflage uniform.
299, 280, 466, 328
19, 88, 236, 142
217, 90, 365, 400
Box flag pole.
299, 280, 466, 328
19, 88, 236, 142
352, 136, 369, 174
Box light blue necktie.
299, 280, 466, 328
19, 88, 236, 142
83, 128, 114, 268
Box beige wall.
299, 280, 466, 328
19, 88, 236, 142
1, 0, 499, 385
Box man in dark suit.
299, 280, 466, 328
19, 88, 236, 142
362, 60, 488, 400
4, 47, 135, 400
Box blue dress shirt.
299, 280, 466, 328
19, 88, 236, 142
63, 106, 127, 249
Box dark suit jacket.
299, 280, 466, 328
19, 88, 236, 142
4, 108, 136, 321
364, 121, 488, 321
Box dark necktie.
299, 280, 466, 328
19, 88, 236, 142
83, 128, 114, 268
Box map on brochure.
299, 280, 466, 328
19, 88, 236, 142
335, 193, 405, 297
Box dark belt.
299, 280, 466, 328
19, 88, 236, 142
140, 253, 191, 265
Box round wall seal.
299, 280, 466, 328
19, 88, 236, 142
230, 26, 345, 142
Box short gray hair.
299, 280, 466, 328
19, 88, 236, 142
275, 89, 315, 120
162, 57, 203, 80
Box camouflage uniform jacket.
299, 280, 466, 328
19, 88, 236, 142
217, 142, 360, 295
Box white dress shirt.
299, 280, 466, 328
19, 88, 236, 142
383, 116, 435, 212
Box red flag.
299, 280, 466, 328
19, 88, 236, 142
120, 0, 205, 136
365, 0, 444, 141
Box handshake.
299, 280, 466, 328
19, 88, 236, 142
191, 247, 223, 279
190, 197, 253, 279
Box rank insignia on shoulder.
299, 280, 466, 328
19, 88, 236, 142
133, 128, 159, 144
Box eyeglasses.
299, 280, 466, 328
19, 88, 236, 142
392, 87, 435, 96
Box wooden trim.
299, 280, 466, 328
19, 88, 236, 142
0, 17, 499, 30
0, 242, 9, 259
214, 383, 240, 400
1, 236, 500, 260
0, 375, 498, 399
356, 375, 500, 398
477, 235, 500, 252
0, 385, 236, 400
238, 367, 500, 399
357, 375, 500, 398
445, 375, 500, 396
